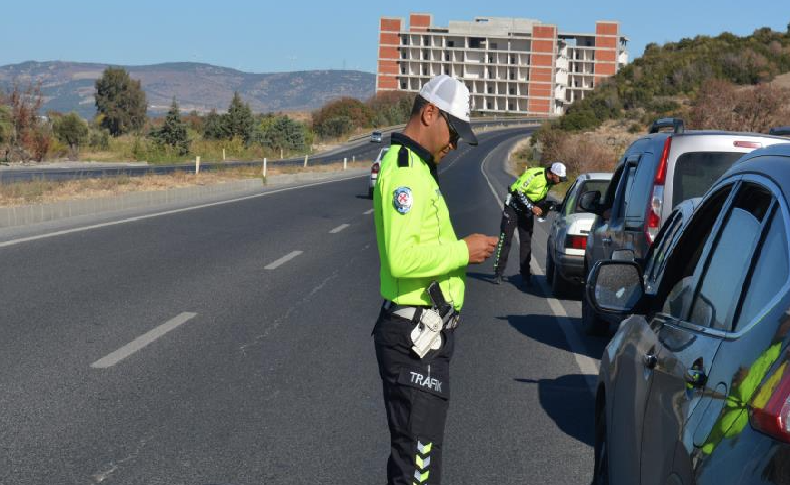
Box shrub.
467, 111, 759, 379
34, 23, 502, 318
52, 112, 89, 158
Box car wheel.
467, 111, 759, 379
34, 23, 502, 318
546, 252, 555, 285
551, 259, 571, 297
592, 403, 610, 485
582, 295, 608, 336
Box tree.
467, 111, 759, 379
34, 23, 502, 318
254, 115, 308, 152
150, 98, 190, 155
225, 92, 254, 143
202, 109, 228, 140
53, 112, 89, 157
94, 67, 147, 136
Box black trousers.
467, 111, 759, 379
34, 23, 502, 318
373, 306, 454, 485
493, 203, 534, 277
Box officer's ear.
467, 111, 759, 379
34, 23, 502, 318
421, 103, 438, 128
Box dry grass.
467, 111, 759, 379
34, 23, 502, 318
0, 160, 371, 207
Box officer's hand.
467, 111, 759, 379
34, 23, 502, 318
532, 206, 543, 217
464, 234, 498, 263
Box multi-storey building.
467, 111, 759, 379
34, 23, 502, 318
376, 14, 628, 116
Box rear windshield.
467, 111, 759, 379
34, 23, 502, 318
672, 152, 744, 207
566, 179, 610, 215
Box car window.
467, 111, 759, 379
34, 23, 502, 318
612, 165, 636, 221
564, 180, 608, 216
688, 184, 773, 330
624, 154, 654, 222
644, 209, 683, 288
600, 164, 624, 211
656, 184, 734, 319
672, 152, 744, 207
733, 209, 789, 333
560, 180, 579, 216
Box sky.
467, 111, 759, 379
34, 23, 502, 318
1, 0, 788, 73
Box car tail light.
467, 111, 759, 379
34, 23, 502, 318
750, 360, 790, 443
645, 137, 671, 245
371, 163, 380, 175
565, 234, 587, 250
734, 140, 763, 149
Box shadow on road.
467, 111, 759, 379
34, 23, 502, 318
505, 313, 608, 361
515, 374, 595, 447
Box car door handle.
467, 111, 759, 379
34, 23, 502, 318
643, 353, 657, 370
685, 368, 708, 388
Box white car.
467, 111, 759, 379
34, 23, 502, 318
545, 172, 612, 295
369, 148, 388, 198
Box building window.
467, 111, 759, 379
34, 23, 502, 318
401, 82, 407, 89
510, 56, 516, 64
448, 40, 455, 47
508, 103, 514, 110
470, 38, 483, 48
509, 87, 515, 95
445, 52, 450, 61
487, 101, 493, 109
423, 35, 430, 46
487, 55, 494, 63
444, 67, 449, 75
487, 86, 493, 94
423, 50, 429, 60
402, 35, 409, 45
401, 67, 406, 75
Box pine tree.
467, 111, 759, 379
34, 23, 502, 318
225, 92, 254, 143
150, 98, 190, 155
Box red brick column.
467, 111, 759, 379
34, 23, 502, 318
593, 21, 619, 86
528, 25, 557, 115
377, 17, 402, 92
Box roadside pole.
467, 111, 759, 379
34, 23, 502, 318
263, 157, 267, 178
195, 156, 201, 175
344, 157, 347, 170
304, 155, 308, 168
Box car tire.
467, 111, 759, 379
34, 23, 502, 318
582, 295, 609, 336
592, 403, 610, 485
546, 251, 555, 285
551, 259, 571, 297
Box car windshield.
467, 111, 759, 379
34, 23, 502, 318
672, 152, 744, 207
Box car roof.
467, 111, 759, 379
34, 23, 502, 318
725, 143, 790, 192
576, 172, 613, 181
639, 130, 790, 142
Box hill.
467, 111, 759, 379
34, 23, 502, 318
0, 61, 375, 119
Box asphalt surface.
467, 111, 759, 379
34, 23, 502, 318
0, 127, 608, 484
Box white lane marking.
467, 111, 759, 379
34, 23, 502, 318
363, 208, 374, 215
480, 146, 598, 392
329, 223, 350, 234
90, 312, 197, 369
0, 174, 366, 248
264, 250, 303, 270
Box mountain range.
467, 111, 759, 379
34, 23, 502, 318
0, 61, 376, 119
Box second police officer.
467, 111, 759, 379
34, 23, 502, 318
492, 161, 567, 287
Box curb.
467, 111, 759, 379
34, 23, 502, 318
0, 168, 368, 229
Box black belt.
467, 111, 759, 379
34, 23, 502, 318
382, 300, 460, 329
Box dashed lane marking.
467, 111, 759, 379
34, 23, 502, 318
91, 312, 197, 369
329, 224, 350, 234
363, 209, 374, 215
264, 250, 303, 270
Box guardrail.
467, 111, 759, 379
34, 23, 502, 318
0, 121, 549, 184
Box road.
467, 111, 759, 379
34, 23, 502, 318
0, 128, 609, 484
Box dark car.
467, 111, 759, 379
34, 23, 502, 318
580, 117, 789, 335
587, 143, 790, 485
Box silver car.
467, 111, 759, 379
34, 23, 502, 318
546, 172, 612, 295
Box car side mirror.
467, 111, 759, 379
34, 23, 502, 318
586, 260, 644, 313
579, 190, 602, 214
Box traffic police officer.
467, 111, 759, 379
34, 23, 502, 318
372, 75, 497, 485
492, 162, 567, 287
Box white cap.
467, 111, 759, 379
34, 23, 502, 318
419, 75, 477, 146
550, 162, 567, 181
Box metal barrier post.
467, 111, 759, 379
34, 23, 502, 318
196, 156, 201, 175
263, 157, 267, 178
